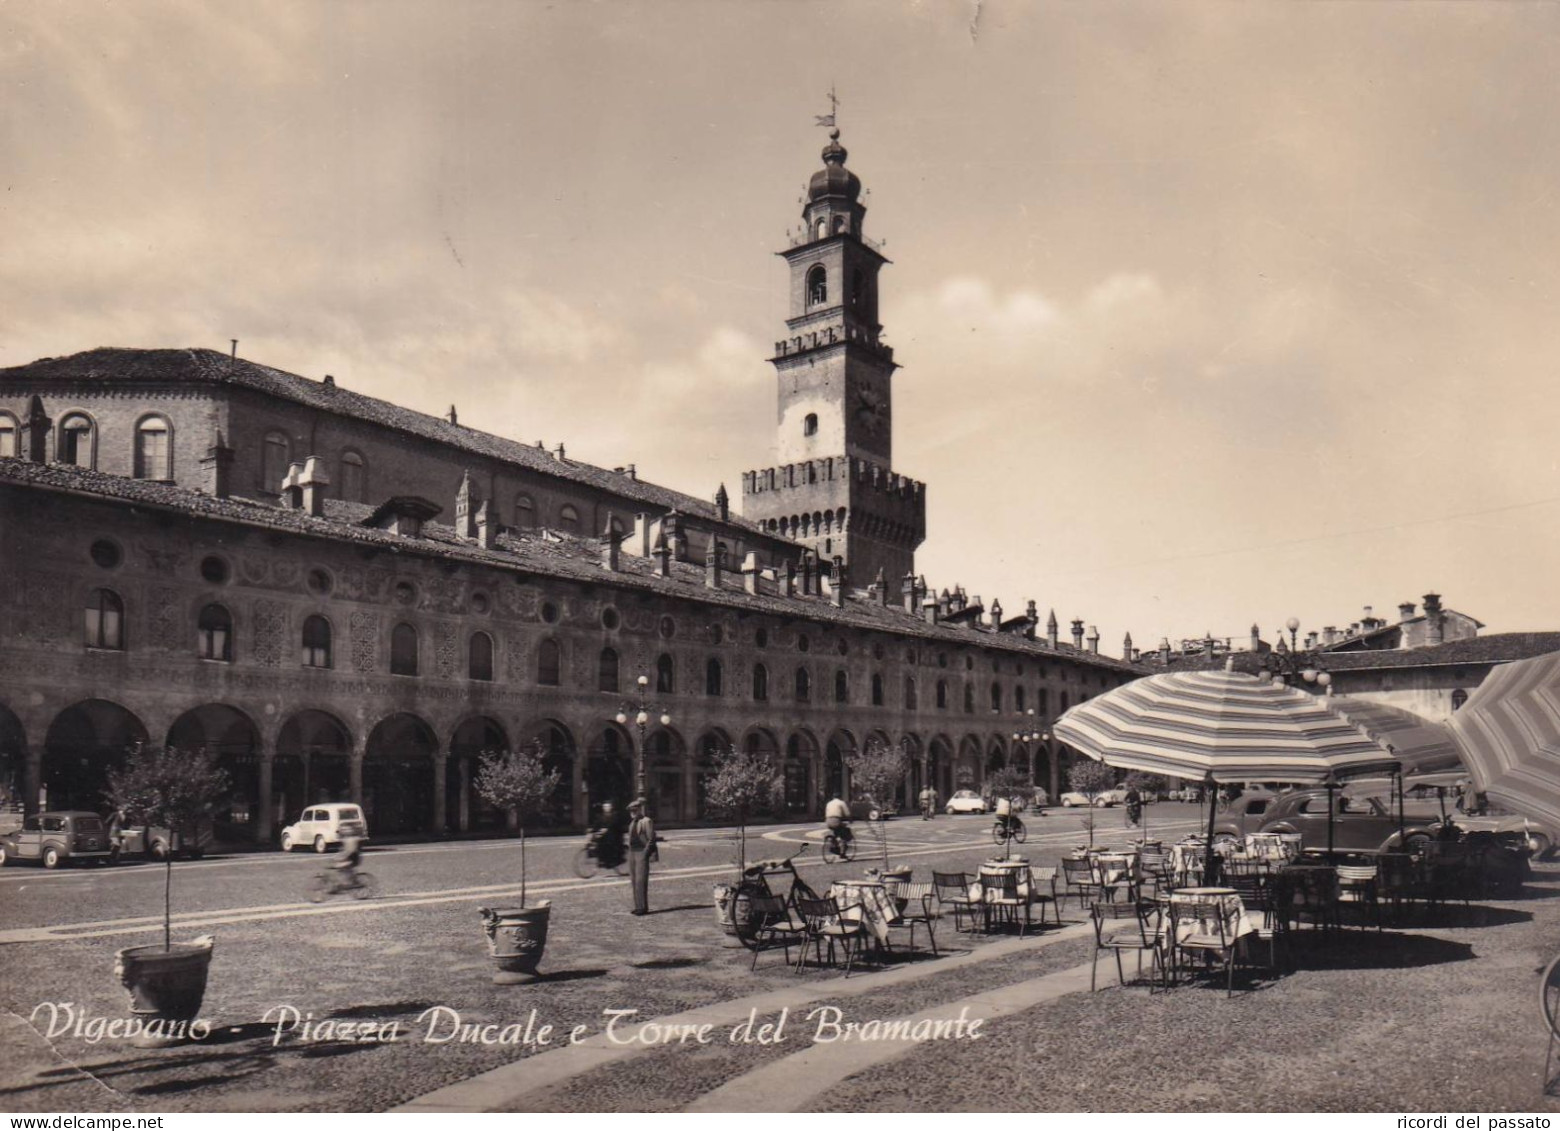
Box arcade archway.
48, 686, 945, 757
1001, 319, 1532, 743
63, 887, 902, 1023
44, 700, 148, 812
364, 713, 437, 835
167, 704, 261, 842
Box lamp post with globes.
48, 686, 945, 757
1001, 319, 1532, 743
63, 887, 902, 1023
1258, 616, 1333, 695
1011, 709, 1050, 807
616, 674, 671, 801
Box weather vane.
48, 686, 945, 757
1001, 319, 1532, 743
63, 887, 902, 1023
815, 85, 839, 129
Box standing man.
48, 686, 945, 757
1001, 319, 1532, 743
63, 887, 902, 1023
627, 797, 657, 916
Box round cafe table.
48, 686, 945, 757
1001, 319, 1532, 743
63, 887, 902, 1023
828, 879, 901, 945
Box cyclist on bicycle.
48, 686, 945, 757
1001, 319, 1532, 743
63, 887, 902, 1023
993, 793, 1019, 837
333, 820, 365, 880
824, 796, 853, 848
589, 802, 627, 870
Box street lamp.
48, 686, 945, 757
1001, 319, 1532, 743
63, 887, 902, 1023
1257, 617, 1333, 694
616, 674, 671, 799
1011, 709, 1050, 798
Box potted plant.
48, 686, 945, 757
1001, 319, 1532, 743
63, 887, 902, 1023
474, 742, 562, 984
105, 745, 229, 1047
846, 738, 911, 881
1069, 760, 1116, 848
703, 744, 783, 943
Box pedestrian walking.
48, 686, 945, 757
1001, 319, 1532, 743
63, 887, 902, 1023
627, 797, 657, 916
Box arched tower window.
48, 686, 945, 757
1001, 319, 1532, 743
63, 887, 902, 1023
197, 603, 232, 662
391, 623, 419, 676
537, 639, 561, 686
599, 647, 620, 693
340, 451, 367, 502
936, 680, 948, 709
59, 413, 96, 469
706, 657, 723, 697
656, 653, 675, 694
262, 431, 290, 493
804, 413, 818, 437
806, 265, 827, 307
515, 494, 536, 529
834, 670, 849, 704
557, 504, 580, 532
134, 416, 172, 480
991, 683, 1003, 712
1451, 689, 1468, 711
752, 663, 769, 702
871, 673, 884, 706
795, 667, 811, 703
469, 632, 494, 681
815, 217, 828, 240
302, 616, 332, 668
0, 412, 16, 458
904, 676, 917, 710
833, 215, 847, 234
84, 588, 123, 650
852, 268, 865, 306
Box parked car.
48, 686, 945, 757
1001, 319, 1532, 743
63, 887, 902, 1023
1209, 790, 1280, 843
944, 790, 988, 815
1059, 792, 1093, 808
280, 803, 370, 853
1243, 789, 1439, 855
1455, 805, 1553, 858
1095, 788, 1129, 808
0, 811, 114, 868
112, 823, 212, 861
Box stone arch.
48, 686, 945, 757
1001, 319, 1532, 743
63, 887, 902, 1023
956, 735, 982, 792
824, 727, 856, 800
364, 713, 438, 835
899, 733, 924, 808
693, 727, 732, 820
928, 734, 955, 801
274, 709, 353, 821
784, 729, 819, 816
449, 715, 510, 832
166, 704, 262, 842
741, 726, 779, 759
516, 717, 577, 826
0, 701, 27, 810
585, 721, 635, 818
986, 737, 1007, 773
644, 725, 687, 822
43, 699, 148, 812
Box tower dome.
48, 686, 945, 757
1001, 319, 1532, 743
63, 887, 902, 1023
808, 130, 861, 202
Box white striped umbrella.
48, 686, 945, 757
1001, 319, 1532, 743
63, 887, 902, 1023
1447, 650, 1560, 830
1322, 698, 1464, 777
1053, 670, 1404, 785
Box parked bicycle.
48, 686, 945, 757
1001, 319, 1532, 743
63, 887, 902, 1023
992, 814, 1028, 847
727, 845, 819, 954
310, 867, 378, 902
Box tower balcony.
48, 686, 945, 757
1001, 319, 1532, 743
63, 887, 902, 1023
770, 322, 894, 364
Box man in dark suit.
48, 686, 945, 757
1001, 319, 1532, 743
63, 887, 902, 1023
627, 797, 657, 916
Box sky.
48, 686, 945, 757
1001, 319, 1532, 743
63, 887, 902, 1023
4, 0, 1560, 651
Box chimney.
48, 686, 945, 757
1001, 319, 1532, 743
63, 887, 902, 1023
23, 395, 51, 462
902, 573, 917, 613
1398, 601, 1417, 623
1087, 625, 1100, 654
475, 499, 495, 549
873, 568, 889, 607
831, 555, 846, 607
988, 598, 1003, 628
783, 558, 796, 597
299, 456, 330, 517
1306, 631, 1319, 649
200, 429, 234, 498
1424, 593, 1445, 646
1123, 631, 1134, 661
230, 339, 238, 361
654, 532, 672, 577
1250, 623, 1262, 652
365, 496, 440, 538
1025, 601, 1039, 637
1159, 638, 1172, 665
714, 483, 729, 522
1047, 609, 1059, 649
1322, 625, 1338, 645
447, 405, 458, 426
800, 554, 815, 597
741, 552, 761, 595
922, 596, 940, 625
281, 462, 304, 509
553, 443, 567, 462
602, 519, 621, 572
322, 374, 335, 388
1071, 618, 1085, 649
455, 470, 478, 540
705, 539, 722, 589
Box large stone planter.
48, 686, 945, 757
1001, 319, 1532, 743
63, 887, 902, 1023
114, 935, 214, 1048
712, 883, 749, 948
479, 903, 550, 984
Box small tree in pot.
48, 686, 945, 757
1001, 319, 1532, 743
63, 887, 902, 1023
474, 742, 563, 984
703, 744, 784, 877
1068, 759, 1116, 848
846, 738, 910, 873
104, 745, 229, 1045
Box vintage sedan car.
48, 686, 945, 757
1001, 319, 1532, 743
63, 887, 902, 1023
113, 823, 211, 861
1455, 805, 1553, 858
1059, 791, 1091, 807
280, 803, 370, 853
944, 790, 988, 815
1242, 789, 1439, 855
0, 811, 114, 868
1095, 788, 1129, 808
1209, 790, 1280, 843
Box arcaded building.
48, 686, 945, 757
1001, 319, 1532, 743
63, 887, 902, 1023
0, 131, 1140, 841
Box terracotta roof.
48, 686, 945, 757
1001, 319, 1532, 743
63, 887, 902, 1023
0, 457, 1141, 676
0, 347, 771, 537
1160, 634, 1560, 674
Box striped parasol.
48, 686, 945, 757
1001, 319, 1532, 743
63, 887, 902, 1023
1052, 670, 1403, 785
1447, 650, 1560, 830
1322, 697, 1464, 777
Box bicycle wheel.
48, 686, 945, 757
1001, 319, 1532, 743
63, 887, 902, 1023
729, 884, 765, 951
991, 822, 1007, 847
840, 835, 856, 863
822, 835, 843, 864
309, 874, 330, 903
1541, 952, 1560, 1038
353, 871, 378, 900
1013, 819, 1028, 845
572, 846, 597, 879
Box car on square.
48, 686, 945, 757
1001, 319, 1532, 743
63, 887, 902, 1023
944, 790, 988, 815
0, 811, 114, 868
280, 803, 370, 853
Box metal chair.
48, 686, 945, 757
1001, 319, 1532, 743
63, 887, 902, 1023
1227, 873, 1284, 970
1170, 899, 1238, 997
743, 892, 807, 971
1062, 857, 1104, 910
1335, 863, 1380, 928
794, 892, 868, 976
1025, 865, 1061, 928
1090, 900, 1167, 991
884, 880, 938, 955
932, 871, 982, 932
980, 867, 1031, 935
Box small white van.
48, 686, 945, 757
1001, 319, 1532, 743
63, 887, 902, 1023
280, 804, 369, 853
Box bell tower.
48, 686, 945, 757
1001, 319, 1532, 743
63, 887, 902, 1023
741, 127, 926, 586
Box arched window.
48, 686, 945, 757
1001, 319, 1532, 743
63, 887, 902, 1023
936, 680, 948, 709
804, 413, 818, 437
795, 667, 811, 703
262, 431, 290, 492
815, 217, 828, 240
753, 663, 769, 702
1038, 689, 1049, 717
391, 623, 419, 676
904, 676, 917, 710
852, 268, 865, 306
871, 673, 884, 706
59, 413, 95, 469
537, 639, 561, 686
656, 653, 675, 694
134, 416, 171, 480
197, 603, 232, 662
833, 215, 847, 234
1015, 686, 1026, 714
964, 684, 975, 714
807, 265, 828, 307
0, 412, 16, 458
1451, 689, 1468, 711
302, 615, 332, 668
1060, 691, 1070, 713
557, 504, 581, 532
340, 451, 366, 502
990, 683, 1003, 712
599, 647, 620, 693
84, 588, 123, 649
835, 670, 849, 704
706, 657, 723, 697
515, 494, 536, 529
469, 632, 494, 681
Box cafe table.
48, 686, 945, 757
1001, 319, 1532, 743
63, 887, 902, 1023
828, 878, 902, 945
1091, 851, 1139, 888
1165, 886, 1256, 945
1246, 832, 1302, 861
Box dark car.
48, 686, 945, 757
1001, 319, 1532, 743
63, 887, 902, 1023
1238, 789, 1438, 855
1210, 790, 1279, 843
0, 811, 114, 868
